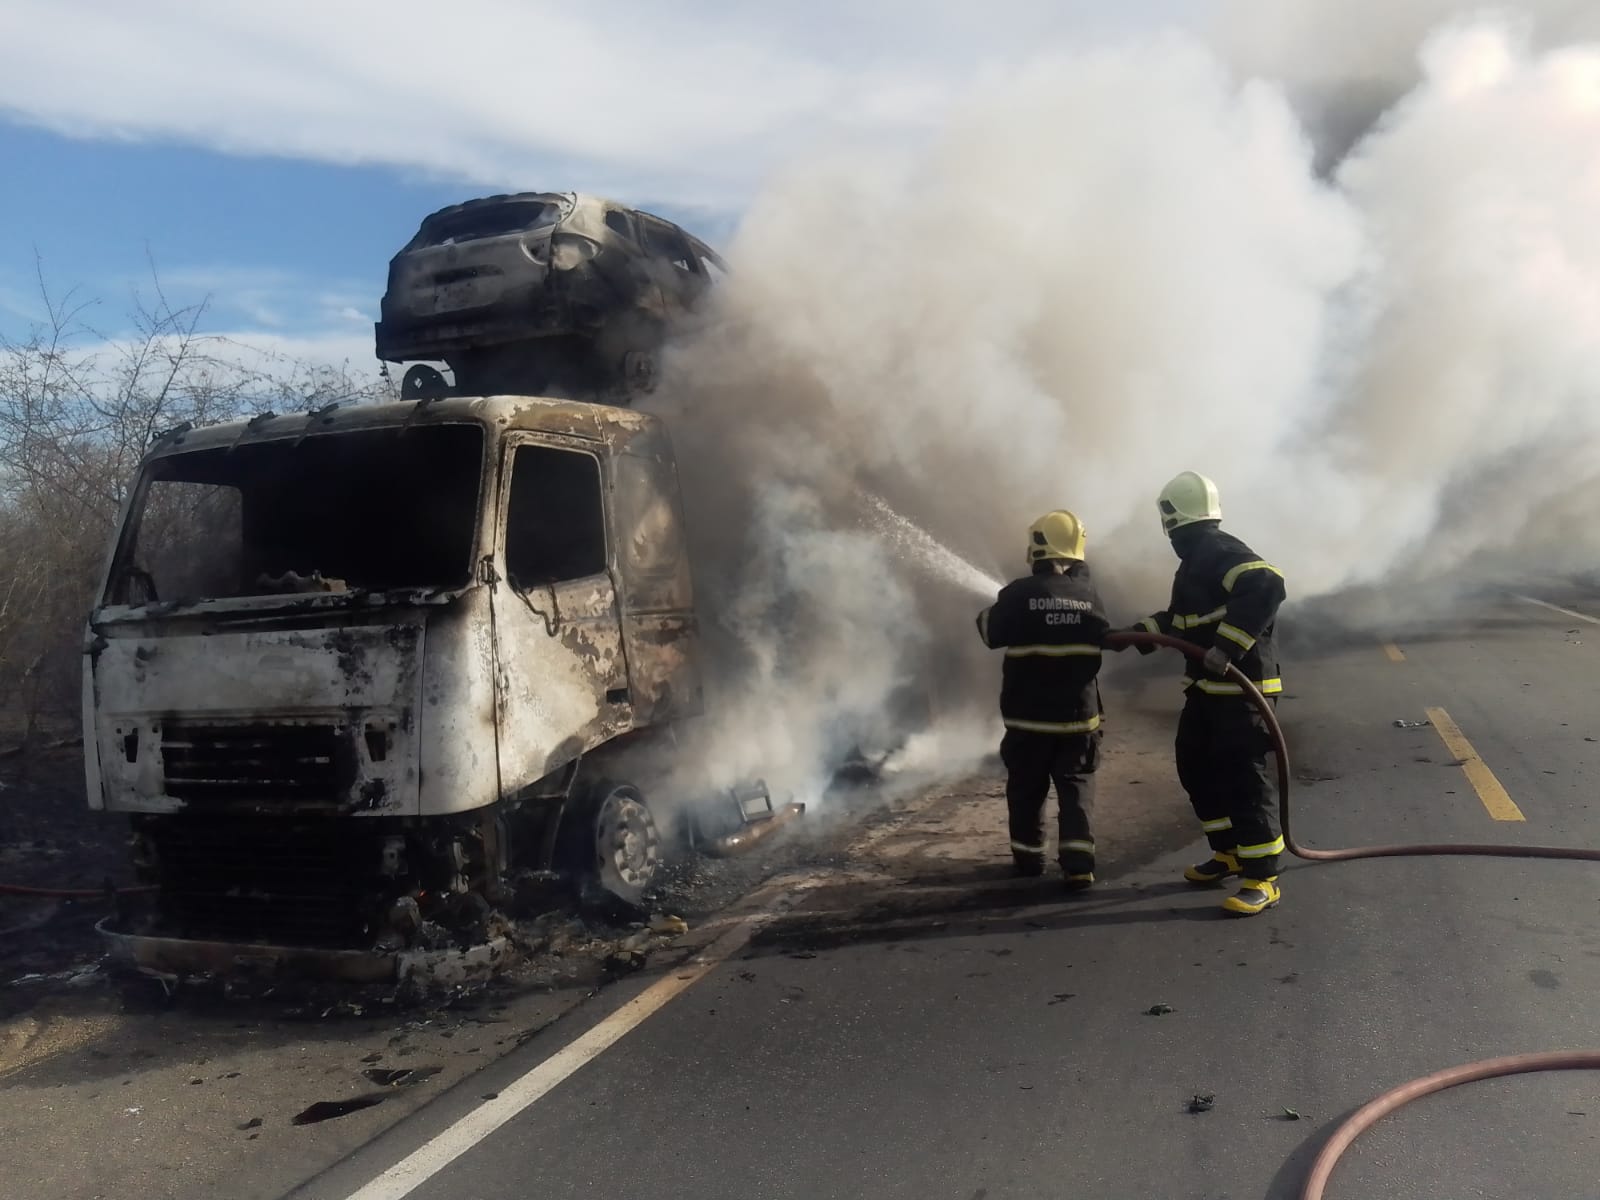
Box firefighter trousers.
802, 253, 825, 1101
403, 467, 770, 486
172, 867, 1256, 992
1175, 693, 1281, 879
1000, 729, 1098, 873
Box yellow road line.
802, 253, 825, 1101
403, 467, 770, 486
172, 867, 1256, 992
1382, 642, 1407, 663
1425, 706, 1526, 822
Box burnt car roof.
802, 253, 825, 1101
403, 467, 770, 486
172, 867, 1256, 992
400, 191, 725, 266
415, 191, 575, 224
404, 192, 575, 250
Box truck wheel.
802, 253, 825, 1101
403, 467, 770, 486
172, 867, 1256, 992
589, 782, 661, 907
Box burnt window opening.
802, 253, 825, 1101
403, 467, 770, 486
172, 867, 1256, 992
698, 252, 728, 284
413, 200, 559, 248
111, 424, 484, 605
638, 218, 697, 275
123, 480, 245, 604
613, 453, 685, 577
504, 445, 606, 588
604, 209, 635, 240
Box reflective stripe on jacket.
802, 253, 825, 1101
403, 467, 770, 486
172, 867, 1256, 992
1138, 525, 1286, 696
978, 562, 1109, 731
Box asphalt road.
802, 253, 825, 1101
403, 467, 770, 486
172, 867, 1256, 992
292, 589, 1600, 1200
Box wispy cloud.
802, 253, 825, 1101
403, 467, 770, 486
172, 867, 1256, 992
0, 1, 1195, 209
94, 264, 375, 341
47, 323, 389, 389
0, 279, 47, 327
2, 256, 383, 374
206, 329, 388, 379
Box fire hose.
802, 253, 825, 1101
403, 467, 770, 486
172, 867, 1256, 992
1106, 631, 1600, 1199
0, 882, 155, 898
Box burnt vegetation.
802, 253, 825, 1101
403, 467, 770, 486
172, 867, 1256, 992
0, 264, 395, 746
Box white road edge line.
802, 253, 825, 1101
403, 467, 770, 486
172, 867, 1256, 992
343, 914, 764, 1200
1514, 594, 1600, 627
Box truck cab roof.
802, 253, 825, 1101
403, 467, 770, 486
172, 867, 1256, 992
143, 394, 666, 464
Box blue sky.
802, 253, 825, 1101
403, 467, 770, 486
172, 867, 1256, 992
0, 123, 444, 337
0, 1, 1225, 357
5, 0, 1551, 370
0, 122, 736, 349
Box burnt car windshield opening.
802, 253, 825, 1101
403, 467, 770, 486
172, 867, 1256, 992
109, 424, 484, 606
413, 201, 559, 248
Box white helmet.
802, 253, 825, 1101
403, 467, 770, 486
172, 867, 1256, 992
1157, 471, 1221, 535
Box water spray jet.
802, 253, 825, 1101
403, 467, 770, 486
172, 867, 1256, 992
857, 491, 1004, 599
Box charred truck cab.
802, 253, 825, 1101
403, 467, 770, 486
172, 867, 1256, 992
84, 395, 702, 955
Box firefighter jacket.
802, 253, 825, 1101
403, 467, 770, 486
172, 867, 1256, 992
1137, 524, 1286, 697
977, 562, 1109, 734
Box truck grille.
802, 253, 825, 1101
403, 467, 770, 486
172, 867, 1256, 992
162, 722, 355, 807
148, 818, 374, 947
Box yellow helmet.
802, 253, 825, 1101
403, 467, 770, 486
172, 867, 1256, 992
1157, 471, 1222, 535
1027, 510, 1087, 564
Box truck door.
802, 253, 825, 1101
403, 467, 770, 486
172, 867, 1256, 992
489, 438, 630, 799
611, 435, 703, 725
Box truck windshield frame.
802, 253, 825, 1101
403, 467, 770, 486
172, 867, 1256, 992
104, 422, 487, 608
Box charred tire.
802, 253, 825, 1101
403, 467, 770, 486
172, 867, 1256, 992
580, 781, 661, 907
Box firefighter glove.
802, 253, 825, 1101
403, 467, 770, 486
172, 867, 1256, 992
1105, 627, 1142, 652
1201, 645, 1232, 677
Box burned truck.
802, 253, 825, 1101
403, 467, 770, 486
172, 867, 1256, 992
375, 192, 726, 402
83, 396, 708, 955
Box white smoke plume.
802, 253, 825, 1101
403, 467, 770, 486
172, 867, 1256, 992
1214, 0, 1600, 170
645, 12, 1600, 806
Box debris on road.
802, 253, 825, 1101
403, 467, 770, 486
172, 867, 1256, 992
237, 1118, 263, 1131
649, 914, 689, 936
1188, 1093, 1216, 1114
1147, 1004, 1175, 1016
1394, 719, 1431, 729
1281, 1107, 1302, 1121
621, 930, 652, 954
289, 1065, 446, 1125
292, 1096, 385, 1126
1048, 992, 1076, 1006
362, 1066, 440, 1088
703, 796, 808, 858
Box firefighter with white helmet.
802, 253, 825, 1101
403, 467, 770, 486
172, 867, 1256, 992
1114, 472, 1288, 916
977, 510, 1109, 888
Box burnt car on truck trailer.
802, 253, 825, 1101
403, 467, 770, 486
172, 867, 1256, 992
375, 192, 726, 402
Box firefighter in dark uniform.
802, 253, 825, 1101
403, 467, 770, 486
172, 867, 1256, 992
1116, 471, 1287, 916
977, 511, 1109, 889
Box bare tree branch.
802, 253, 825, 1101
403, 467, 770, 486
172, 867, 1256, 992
0, 262, 393, 732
